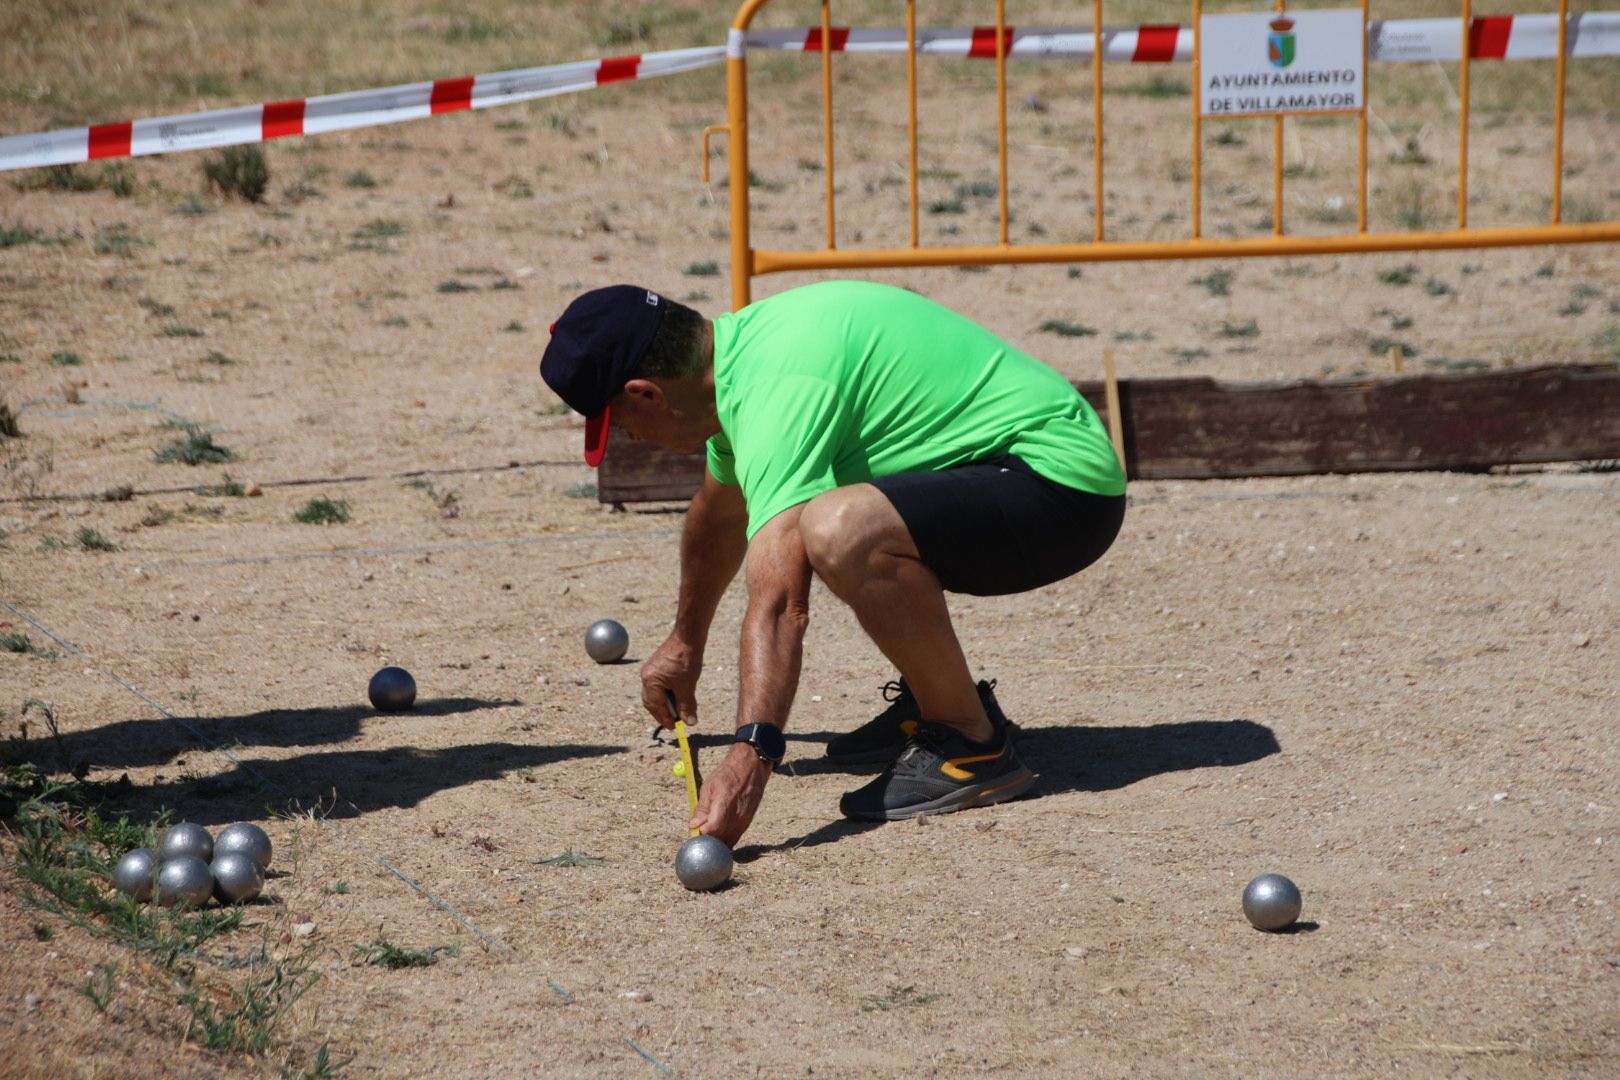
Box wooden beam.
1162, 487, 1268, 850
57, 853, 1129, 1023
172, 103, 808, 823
597, 363, 1620, 503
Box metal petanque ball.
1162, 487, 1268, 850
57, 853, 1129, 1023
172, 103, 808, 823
584, 619, 629, 664
155, 855, 215, 909
674, 835, 733, 892
211, 851, 266, 904
111, 847, 158, 901
216, 822, 273, 871
158, 821, 214, 864
368, 666, 417, 712
1242, 873, 1303, 931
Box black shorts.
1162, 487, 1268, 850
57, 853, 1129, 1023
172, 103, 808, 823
870, 455, 1125, 596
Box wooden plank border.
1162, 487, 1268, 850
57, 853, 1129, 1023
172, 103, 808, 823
596, 363, 1620, 503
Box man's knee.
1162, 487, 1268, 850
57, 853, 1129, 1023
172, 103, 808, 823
798, 492, 860, 582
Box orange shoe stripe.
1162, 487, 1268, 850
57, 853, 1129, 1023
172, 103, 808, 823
940, 750, 1005, 780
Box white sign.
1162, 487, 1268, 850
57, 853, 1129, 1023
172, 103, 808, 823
1200, 10, 1365, 116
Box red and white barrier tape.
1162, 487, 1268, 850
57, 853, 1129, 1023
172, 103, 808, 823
3, 14, 1616, 174
746, 12, 1620, 63
0, 45, 723, 174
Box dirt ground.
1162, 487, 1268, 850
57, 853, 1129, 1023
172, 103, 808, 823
3, 23, 1619, 1079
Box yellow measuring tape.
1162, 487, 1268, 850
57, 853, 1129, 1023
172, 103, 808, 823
666, 691, 700, 838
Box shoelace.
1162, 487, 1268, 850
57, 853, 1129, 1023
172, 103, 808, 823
893, 723, 950, 777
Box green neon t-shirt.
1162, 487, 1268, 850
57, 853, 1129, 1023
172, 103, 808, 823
705, 281, 1126, 539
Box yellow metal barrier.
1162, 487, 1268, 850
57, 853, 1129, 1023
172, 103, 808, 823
716, 1, 1620, 310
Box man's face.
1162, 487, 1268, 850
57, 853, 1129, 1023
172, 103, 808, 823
611, 385, 710, 454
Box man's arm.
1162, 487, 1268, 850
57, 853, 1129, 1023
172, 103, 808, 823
689, 503, 813, 845
640, 467, 748, 725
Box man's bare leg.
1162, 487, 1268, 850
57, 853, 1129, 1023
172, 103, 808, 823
798, 484, 993, 744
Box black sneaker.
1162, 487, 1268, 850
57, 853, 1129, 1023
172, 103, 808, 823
838, 720, 1036, 821
825, 678, 1014, 765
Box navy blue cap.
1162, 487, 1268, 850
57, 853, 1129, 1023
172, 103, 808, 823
540, 285, 667, 465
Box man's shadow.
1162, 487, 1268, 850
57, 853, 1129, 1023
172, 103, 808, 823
6, 697, 520, 773
109, 740, 624, 827
739, 718, 1279, 858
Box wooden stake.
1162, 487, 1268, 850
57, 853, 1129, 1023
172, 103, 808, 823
1389, 343, 1404, 373
1102, 347, 1126, 471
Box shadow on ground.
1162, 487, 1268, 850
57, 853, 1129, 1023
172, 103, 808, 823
8, 697, 521, 773
112, 740, 623, 826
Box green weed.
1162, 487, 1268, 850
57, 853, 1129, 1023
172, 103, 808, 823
94, 223, 148, 257
1369, 336, 1419, 359
861, 985, 937, 1012
927, 198, 966, 215
1218, 319, 1260, 338
563, 482, 597, 499
195, 473, 246, 497
354, 220, 405, 239
203, 146, 269, 202
1424, 277, 1452, 297
161, 325, 204, 338
297, 1042, 353, 1079
155, 427, 235, 466
352, 937, 460, 969
50, 351, 84, 366
201, 350, 236, 365
79, 963, 118, 1012
1378, 264, 1419, 286
1121, 75, 1189, 98
1038, 319, 1097, 338
186, 944, 321, 1055
502, 321, 525, 333
293, 498, 350, 525
1190, 268, 1234, 297
436, 280, 477, 294
1172, 347, 1210, 365
684, 261, 720, 277
344, 170, 378, 189
2, 632, 59, 657
75, 527, 120, 552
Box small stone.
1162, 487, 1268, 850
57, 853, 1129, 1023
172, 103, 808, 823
618, 990, 653, 1003
291, 919, 316, 938
1572, 633, 1591, 648
1064, 946, 1089, 959
245, 482, 262, 497
25, 994, 41, 1010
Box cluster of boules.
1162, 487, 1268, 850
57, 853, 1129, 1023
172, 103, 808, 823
111, 821, 273, 908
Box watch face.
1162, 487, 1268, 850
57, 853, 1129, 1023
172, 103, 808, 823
741, 724, 786, 762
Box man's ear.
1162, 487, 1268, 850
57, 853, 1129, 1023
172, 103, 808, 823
621, 378, 664, 407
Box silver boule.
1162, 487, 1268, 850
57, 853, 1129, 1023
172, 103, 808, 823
674, 834, 733, 892
155, 855, 215, 908
111, 847, 158, 901
368, 666, 417, 712
158, 821, 214, 864
584, 619, 629, 664
211, 851, 266, 904
216, 822, 273, 870
1242, 872, 1303, 931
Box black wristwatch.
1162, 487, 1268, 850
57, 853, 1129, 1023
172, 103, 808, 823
734, 723, 787, 766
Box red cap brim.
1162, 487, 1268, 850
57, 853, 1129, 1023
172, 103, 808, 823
584, 407, 611, 467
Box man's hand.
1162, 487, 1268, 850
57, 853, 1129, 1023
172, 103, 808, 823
641, 634, 702, 728
690, 744, 772, 847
